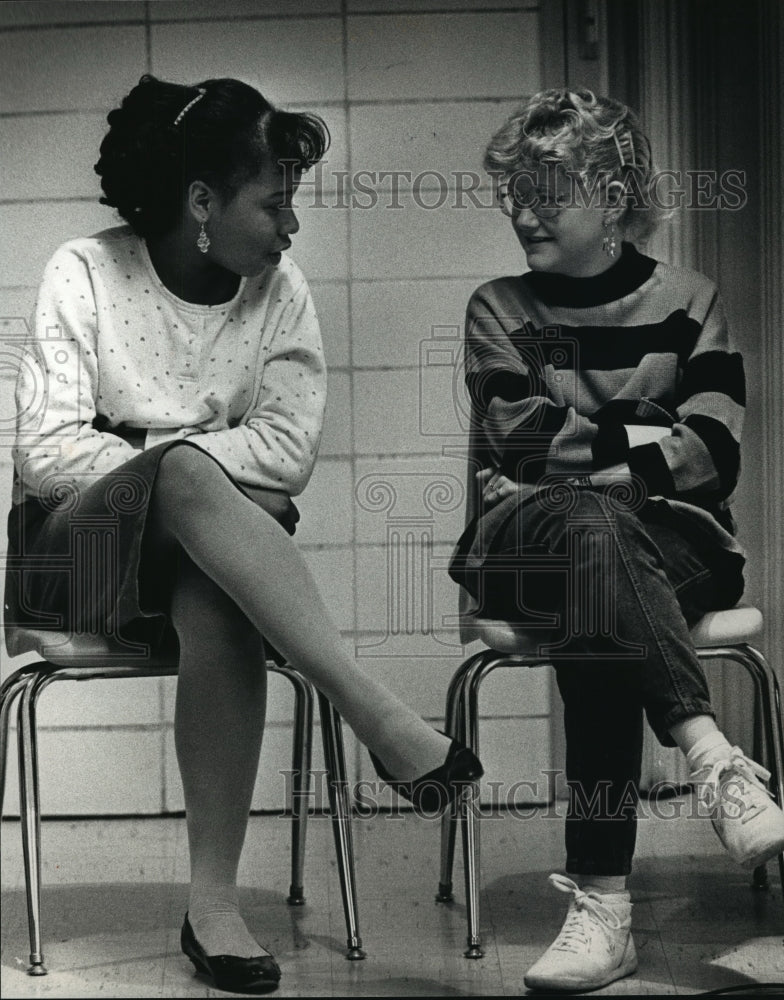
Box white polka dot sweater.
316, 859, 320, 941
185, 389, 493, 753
12, 226, 327, 504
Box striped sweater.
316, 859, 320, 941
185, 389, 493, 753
453, 242, 746, 595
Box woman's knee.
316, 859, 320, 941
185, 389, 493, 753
523, 488, 646, 552
150, 445, 238, 545
155, 444, 220, 506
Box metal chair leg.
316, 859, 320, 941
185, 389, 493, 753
712, 644, 784, 894
459, 656, 500, 960
443, 651, 551, 958
16, 668, 51, 975
316, 692, 365, 960
437, 651, 486, 904
274, 665, 314, 906
1, 666, 40, 814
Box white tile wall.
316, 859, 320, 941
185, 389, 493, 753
302, 547, 355, 632
0, 26, 146, 111
0, 2, 145, 27
27, 675, 163, 728
0, 201, 119, 287
352, 278, 478, 368
354, 454, 468, 544
475, 716, 553, 806
349, 190, 524, 279
353, 367, 470, 454
318, 369, 352, 456
150, 19, 345, 105
289, 206, 349, 282
2, 728, 164, 815
0, 288, 37, 323
349, 100, 522, 187
294, 459, 354, 545
1, 113, 109, 200
354, 542, 464, 637
1, 4, 548, 817
346, 13, 540, 100
162, 719, 359, 814
353, 644, 552, 726
149, 1, 341, 21
348, 1, 534, 10
309, 282, 350, 369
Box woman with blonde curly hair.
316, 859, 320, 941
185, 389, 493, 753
449, 87, 784, 992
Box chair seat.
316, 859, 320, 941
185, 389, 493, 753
466, 605, 763, 656
688, 605, 763, 646
4, 627, 178, 669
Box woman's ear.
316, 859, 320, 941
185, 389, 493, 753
186, 180, 214, 224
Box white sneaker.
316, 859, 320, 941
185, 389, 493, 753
691, 746, 784, 869
523, 874, 637, 992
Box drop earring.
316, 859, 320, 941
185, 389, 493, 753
197, 222, 210, 254
602, 220, 618, 258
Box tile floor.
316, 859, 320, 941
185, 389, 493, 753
1, 797, 783, 997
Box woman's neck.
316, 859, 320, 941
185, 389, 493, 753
145, 229, 240, 306
524, 243, 657, 308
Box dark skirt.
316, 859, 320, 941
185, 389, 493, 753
4, 441, 299, 652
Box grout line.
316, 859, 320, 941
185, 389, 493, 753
0, 19, 147, 33
340, 0, 365, 789
0, 108, 112, 118
349, 4, 540, 12
335, 94, 530, 106
0, 96, 524, 120
0, 7, 540, 34
0, 196, 99, 205
0, 13, 340, 34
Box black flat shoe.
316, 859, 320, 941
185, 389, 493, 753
370, 737, 484, 812
181, 914, 281, 994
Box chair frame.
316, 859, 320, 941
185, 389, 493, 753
0, 655, 366, 975
435, 637, 784, 959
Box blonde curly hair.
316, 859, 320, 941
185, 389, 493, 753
484, 87, 663, 241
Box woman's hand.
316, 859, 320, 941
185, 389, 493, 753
477, 466, 521, 506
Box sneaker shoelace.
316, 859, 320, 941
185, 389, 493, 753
696, 747, 772, 813
547, 873, 623, 952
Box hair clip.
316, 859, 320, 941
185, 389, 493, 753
612, 128, 626, 167
173, 87, 206, 126
612, 127, 638, 169
627, 134, 637, 167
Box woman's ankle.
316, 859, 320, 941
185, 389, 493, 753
578, 874, 628, 895
668, 714, 723, 758
188, 885, 268, 959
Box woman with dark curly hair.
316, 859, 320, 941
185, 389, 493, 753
6, 74, 482, 994
449, 87, 784, 992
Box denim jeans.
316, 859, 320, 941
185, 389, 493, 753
479, 488, 745, 875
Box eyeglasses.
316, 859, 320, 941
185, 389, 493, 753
496, 182, 565, 220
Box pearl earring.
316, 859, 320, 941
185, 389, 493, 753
197, 222, 210, 254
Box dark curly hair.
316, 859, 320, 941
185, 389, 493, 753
94, 74, 330, 238
484, 87, 661, 241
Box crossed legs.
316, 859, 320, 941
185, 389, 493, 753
486, 489, 744, 875
147, 445, 452, 953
